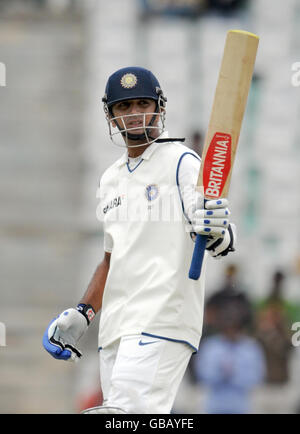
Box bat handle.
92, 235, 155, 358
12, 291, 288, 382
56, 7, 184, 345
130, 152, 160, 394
189, 234, 207, 280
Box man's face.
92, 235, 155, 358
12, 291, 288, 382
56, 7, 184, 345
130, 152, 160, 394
111, 98, 157, 136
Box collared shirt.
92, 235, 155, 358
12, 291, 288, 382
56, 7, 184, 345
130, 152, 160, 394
113, 131, 172, 166
104, 132, 201, 251
96, 133, 206, 351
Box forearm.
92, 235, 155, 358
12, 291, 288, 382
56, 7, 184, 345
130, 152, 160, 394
79, 252, 111, 313
43, 252, 110, 362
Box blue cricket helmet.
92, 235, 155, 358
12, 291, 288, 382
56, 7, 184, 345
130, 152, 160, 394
102, 66, 167, 109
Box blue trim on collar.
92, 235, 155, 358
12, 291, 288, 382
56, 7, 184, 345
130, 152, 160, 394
126, 158, 144, 173
141, 332, 198, 353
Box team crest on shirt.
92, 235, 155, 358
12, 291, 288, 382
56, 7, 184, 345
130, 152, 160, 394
145, 184, 159, 201
120, 73, 138, 89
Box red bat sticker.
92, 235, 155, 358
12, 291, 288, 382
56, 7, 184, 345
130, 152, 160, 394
203, 132, 232, 199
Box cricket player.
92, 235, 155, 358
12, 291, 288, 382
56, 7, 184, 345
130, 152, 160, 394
43, 66, 236, 414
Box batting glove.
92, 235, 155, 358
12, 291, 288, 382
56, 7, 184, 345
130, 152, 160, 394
192, 198, 236, 258
43, 304, 95, 362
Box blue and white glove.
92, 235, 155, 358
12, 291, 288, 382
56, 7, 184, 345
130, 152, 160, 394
43, 304, 95, 362
192, 198, 236, 258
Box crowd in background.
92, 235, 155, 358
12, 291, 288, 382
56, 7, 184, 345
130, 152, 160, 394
183, 129, 300, 413
185, 264, 300, 414
0, 0, 249, 16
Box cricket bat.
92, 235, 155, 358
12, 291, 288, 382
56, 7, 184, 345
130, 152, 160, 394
189, 30, 259, 280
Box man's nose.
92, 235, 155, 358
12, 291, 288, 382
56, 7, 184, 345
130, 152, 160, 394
129, 103, 142, 114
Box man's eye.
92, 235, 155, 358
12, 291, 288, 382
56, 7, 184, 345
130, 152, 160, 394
118, 103, 129, 110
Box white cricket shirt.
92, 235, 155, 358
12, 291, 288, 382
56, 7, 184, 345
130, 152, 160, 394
96, 133, 207, 351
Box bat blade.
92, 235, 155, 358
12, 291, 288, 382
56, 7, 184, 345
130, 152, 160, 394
189, 30, 259, 280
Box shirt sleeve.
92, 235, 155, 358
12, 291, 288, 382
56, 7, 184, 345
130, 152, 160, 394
177, 152, 201, 223
104, 232, 113, 253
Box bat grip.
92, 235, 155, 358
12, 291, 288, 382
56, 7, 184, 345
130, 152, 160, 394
189, 234, 207, 280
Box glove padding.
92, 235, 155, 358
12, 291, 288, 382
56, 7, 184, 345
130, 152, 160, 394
206, 222, 236, 258
192, 198, 236, 258
43, 308, 88, 362
192, 198, 230, 236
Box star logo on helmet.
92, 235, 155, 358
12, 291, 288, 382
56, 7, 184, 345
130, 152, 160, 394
120, 73, 138, 89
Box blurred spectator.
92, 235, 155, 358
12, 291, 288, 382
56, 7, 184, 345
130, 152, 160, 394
189, 130, 204, 157
256, 270, 300, 325
203, 264, 253, 337
194, 304, 265, 414
252, 270, 300, 413
139, 0, 207, 20
187, 264, 253, 387
206, 0, 248, 15
254, 271, 294, 385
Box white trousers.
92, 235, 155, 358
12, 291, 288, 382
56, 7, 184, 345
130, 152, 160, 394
99, 334, 193, 414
